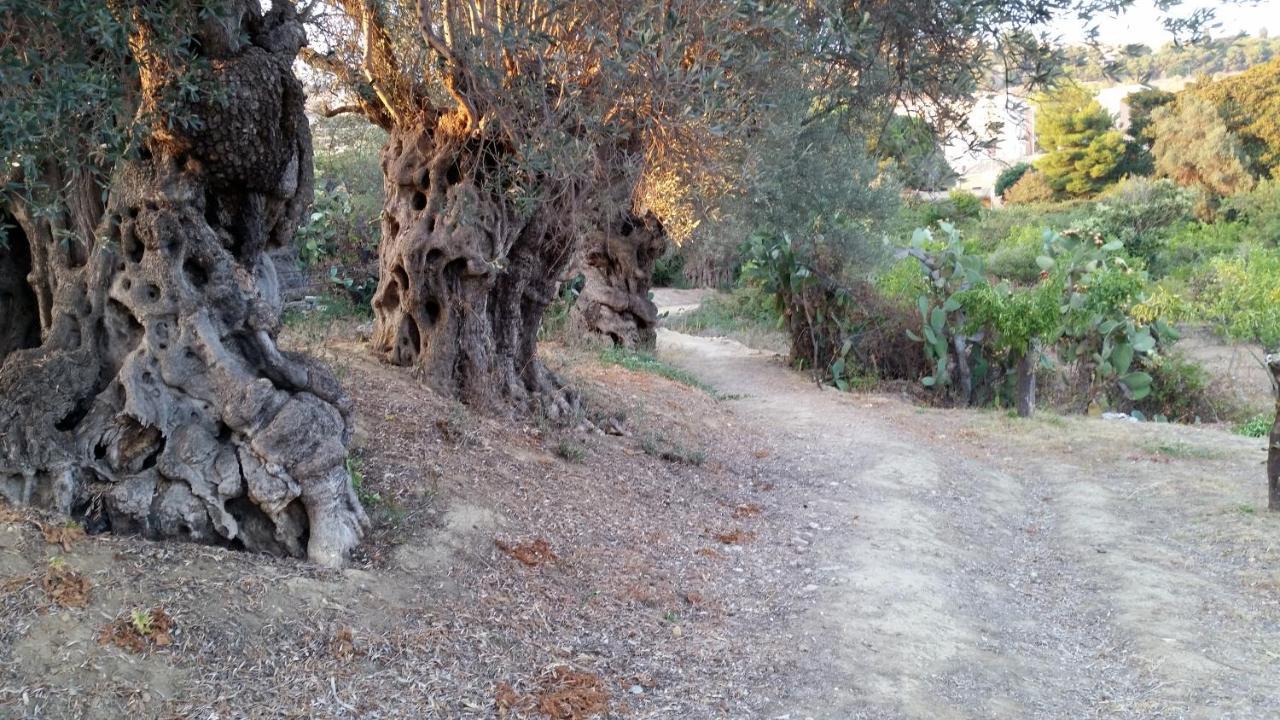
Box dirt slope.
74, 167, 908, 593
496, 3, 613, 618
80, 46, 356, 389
657, 327, 1280, 720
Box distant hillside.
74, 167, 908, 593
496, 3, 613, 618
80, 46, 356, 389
1062, 32, 1280, 83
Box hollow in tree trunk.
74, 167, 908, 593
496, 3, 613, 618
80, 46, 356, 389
0, 3, 366, 567
570, 212, 666, 350
369, 120, 579, 419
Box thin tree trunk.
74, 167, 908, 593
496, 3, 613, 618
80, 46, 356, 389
570, 213, 665, 350
1014, 350, 1036, 418
369, 123, 578, 419
0, 2, 366, 567
1268, 353, 1279, 512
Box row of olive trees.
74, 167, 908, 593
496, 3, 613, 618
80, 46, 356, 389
1, 0, 1254, 565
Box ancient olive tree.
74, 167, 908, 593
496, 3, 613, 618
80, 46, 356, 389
0, 0, 367, 567
300, 0, 771, 406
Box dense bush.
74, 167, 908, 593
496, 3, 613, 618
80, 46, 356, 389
1068, 177, 1195, 266
1193, 246, 1280, 348
1003, 170, 1056, 205
651, 248, 687, 288
985, 225, 1045, 283
746, 233, 926, 387
995, 163, 1032, 198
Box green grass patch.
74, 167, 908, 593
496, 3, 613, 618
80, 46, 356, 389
1142, 440, 1225, 460
1234, 412, 1274, 438
598, 347, 716, 395
283, 293, 371, 328
665, 287, 788, 353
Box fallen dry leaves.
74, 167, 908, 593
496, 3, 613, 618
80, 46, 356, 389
496, 537, 557, 566
41, 564, 91, 608
496, 666, 610, 720
39, 522, 85, 552
98, 607, 174, 654
730, 503, 763, 519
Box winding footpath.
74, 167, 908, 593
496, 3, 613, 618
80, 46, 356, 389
653, 293, 1280, 720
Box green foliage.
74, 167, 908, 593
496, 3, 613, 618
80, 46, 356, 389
1042, 230, 1178, 404
1151, 221, 1248, 279
1003, 170, 1056, 205
345, 455, 381, 506
1136, 351, 1230, 424
283, 292, 372, 329
1, 0, 231, 205
1236, 412, 1275, 438
1189, 57, 1280, 179
1125, 88, 1176, 146
1222, 178, 1280, 246
1034, 85, 1128, 197
985, 225, 1045, 283
651, 249, 687, 288
1069, 178, 1195, 266
746, 232, 926, 388
872, 115, 957, 191
538, 274, 583, 342
666, 286, 784, 351
995, 163, 1032, 198
1192, 246, 1280, 348
1061, 34, 1280, 84
1152, 95, 1255, 197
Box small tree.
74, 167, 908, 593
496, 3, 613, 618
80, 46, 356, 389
995, 163, 1032, 199
1151, 95, 1256, 196
1035, 85, 1128, 196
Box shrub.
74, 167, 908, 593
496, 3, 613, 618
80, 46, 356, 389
995, 163, 1032, 199
1192, 246, 1280, 348
1135, 351, 1228, 423
1069, 177, 1195, 267
985, 225, 1045, 283
651, 249, 687, 288
948, 190, 983, 219
1151, 221, 1249, 279
1222, 178, 1280, 247
1003, 170, 1056, 205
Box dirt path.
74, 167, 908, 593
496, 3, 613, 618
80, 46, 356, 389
655, 326, 1280, 720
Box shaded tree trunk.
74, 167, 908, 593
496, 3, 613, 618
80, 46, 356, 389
1269, 354, 1279, 512
369, 121, 579, 419
0, 214, 40, 361
0, 3, 366, 567
1014, 350, 1036, 418
570, 212, 665, 350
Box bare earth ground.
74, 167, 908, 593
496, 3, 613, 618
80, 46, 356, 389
1, 304, 1277, 718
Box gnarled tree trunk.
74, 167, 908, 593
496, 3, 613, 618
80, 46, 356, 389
570, 212, 665, 350
0, 2, 366, 567
369, 120, 579, 419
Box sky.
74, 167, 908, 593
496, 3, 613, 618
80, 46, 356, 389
1050, 0, 1280, 47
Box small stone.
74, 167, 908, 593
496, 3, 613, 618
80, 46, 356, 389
629, 685, 644, 695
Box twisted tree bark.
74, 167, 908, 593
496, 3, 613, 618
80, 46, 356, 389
570, 212, 665, 350
369, 121, 579, 418
0, 2, 366, 567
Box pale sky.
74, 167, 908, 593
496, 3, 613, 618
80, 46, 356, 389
1051, 0, 1280, 47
